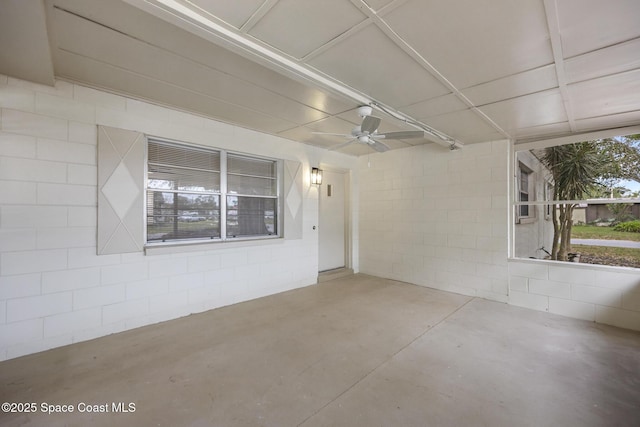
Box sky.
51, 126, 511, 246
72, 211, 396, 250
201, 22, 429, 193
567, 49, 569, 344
617, 179, 640, 194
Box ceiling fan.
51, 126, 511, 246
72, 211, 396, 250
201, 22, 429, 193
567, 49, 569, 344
314, 106, 425, 152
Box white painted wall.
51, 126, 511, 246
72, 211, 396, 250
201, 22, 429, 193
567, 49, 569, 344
356, 137, 640, 331
1, 74, 638, 361
358, 140, 510, 302
509, 258, 640, 330
0, 75, 358, 361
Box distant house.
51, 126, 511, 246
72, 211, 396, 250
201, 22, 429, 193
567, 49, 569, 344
584, 201, 640, 223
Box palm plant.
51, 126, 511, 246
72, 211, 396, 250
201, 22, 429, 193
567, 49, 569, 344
540, 142, 606, 260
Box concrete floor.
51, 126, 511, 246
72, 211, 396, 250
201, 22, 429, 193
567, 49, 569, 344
1, 274, 639, 426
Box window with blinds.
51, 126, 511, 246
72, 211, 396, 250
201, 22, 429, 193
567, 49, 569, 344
227, 154, 278, 238
146, 139, 279, 244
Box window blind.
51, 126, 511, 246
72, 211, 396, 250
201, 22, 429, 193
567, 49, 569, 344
226, 154, 278, 237
147, 140, 221, 242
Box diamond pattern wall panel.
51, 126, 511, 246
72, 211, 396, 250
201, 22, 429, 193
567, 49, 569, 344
284, 160, 303, 240
97, 125, 145, 254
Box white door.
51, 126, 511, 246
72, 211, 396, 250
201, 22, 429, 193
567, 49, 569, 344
319, 170, 346, 272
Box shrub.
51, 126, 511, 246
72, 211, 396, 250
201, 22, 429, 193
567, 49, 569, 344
613, 220, 640, 233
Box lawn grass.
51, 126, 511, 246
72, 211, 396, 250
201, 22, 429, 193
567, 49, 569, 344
572, 244, 640, 268
571, 224, 640, 242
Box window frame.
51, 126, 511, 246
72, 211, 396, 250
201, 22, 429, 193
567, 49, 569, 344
144, 137, 282, 246
225, 152, 280, 239
510, 125, 640, 267
516, 161, 535, 224
544, 180, 554, 220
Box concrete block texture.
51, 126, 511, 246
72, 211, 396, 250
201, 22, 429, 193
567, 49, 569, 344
359, 141, 510, 302
7, 292, 72, 322
509, 260, 640, 329
0, 76, 328, 360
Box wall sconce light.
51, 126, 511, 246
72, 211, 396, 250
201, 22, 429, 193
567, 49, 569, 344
311, 167, 323, 185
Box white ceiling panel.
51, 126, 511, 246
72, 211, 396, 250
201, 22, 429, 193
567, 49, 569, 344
0, 0, 54, 86
338, 143, 375, 156
557, 0, 640, 58
515, 122, 572, 140
308, 25, 451, 108
422, 110, 500, 141
52, 7, 332, 127
401, 94, 468, 121
279, 116, 357, 145
457, 132, 507, 145
363, 0, 396, 12
48, 0, 355, 118
248, 0, 367, 59
186, 0, 266, 28
2, 0, 634, 156
568, 69, 640, 120
55, 51, 298, 133
564, 38, 640, 84
479, 89, 567, 133
575, 110, 640, 133
461, 65, 558, 107
279, 129, 343, 149
382, 0, 553, 88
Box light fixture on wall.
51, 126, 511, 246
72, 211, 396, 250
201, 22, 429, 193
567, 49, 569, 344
311, 167, 323, 185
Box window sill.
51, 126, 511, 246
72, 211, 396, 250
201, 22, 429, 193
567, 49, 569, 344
144, 235, 284, 256
516, 217, 536, 225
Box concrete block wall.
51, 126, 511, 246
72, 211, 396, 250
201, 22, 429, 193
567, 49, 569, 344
357, 138, 640, 331
358, 140, 510, 302
509, 259, 640, 331
0, 75, 357, 361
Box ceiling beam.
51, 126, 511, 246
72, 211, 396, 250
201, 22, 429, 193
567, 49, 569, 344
543, 0, 576, 132
239, 0, 278, 33
353, 0, 509, 141
124, 0, 462, 149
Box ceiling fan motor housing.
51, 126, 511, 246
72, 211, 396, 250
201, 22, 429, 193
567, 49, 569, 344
357, 105, 373, 118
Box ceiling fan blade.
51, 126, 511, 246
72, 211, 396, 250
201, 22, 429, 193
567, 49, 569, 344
370, 140, 390, 153
361, 116, 381, 134
328, 138, 357, 151
311, 131, 351, 137
375, 131, 425, 140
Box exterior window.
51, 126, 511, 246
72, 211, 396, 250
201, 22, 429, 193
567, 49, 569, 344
146, 139, 279, 243
518, 163, 534, 220
226, 154, 278, 238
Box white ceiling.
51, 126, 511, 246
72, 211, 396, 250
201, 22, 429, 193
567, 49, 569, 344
1, 0, 639, 155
